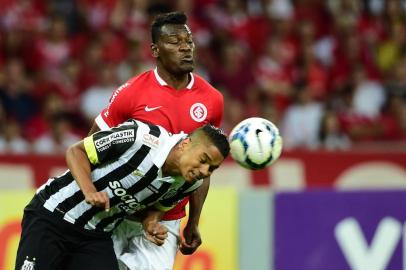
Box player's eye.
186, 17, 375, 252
167, 39, 179, 44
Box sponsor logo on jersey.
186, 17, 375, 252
110, 82, 130, 104
104, 82, 131, 118
142, 133, 159, 149
190, 103, 207, 122
144, 105, 162, 112
21, 257, 36, 270
94, 130, 135, 150
109, 181, 141, 212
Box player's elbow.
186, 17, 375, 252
66, 141, 85, 164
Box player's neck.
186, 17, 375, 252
156, 67, 190, 90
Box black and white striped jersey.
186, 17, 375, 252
35, 119, 203, 233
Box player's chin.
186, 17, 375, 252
178, 61, 194, 72
184, 171, 197, 183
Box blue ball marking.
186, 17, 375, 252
232, 132, 249, 152
231, 123, 251, 153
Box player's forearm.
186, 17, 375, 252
187, 177, 210, 226
66, 141, 95, 195
143, 209, 165, 225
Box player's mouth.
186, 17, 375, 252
181, 56, 194, 62
189, 170, 199, 181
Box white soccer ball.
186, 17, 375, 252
229, 117, 283, 170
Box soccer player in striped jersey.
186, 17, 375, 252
15, 120, 229, 270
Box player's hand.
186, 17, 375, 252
180, 224, 201, 255
143, 221, 168, 246
84, 191, 110, 211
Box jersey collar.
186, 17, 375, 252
153, 67, 194, 90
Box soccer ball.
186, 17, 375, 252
229, 117, 283, 170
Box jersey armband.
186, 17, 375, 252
84, 136, 100, 165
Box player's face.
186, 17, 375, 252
178, 140, 224, 182
155, 24, 195, 74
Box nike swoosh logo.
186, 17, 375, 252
145, 106, 162, 112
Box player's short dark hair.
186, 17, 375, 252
151, 11, 187, 43
192, 124, 230, 159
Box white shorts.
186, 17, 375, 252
112, 219, 181, 270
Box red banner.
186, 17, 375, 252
1, 150, 405, 189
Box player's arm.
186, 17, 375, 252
180, 178, 209, 254
127, 204, 171, 246
139, 208, 168, 246
68, 122, 138, 210
66, 141, 110, 210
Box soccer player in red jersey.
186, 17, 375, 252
88, 12, 224, 269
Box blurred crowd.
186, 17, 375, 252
0, 0, 406, 155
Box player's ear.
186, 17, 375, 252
151, 43, 159, 58
179, 137, 191, 149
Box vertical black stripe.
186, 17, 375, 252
37, 171, 75, 202
143, 122, 161, 137
125, 165, 159, 195
95, 212, 126, 231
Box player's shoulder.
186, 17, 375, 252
124, 119, 170, 137
111, 70, 154, 100
125, 70, 154, 87
192, 73, 222, 97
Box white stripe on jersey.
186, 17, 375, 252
43, 181, 81, 212
63, 198, 93, 224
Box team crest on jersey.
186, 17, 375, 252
21, 256, 36, 270
190, 103, 207, 122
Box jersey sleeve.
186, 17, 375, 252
83, 121, 138, 165
95, 81, 134, 130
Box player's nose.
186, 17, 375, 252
179, 41, 192, 51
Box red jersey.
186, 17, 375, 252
95, 68, 224, 220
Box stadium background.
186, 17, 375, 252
0, 0, 406, 269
